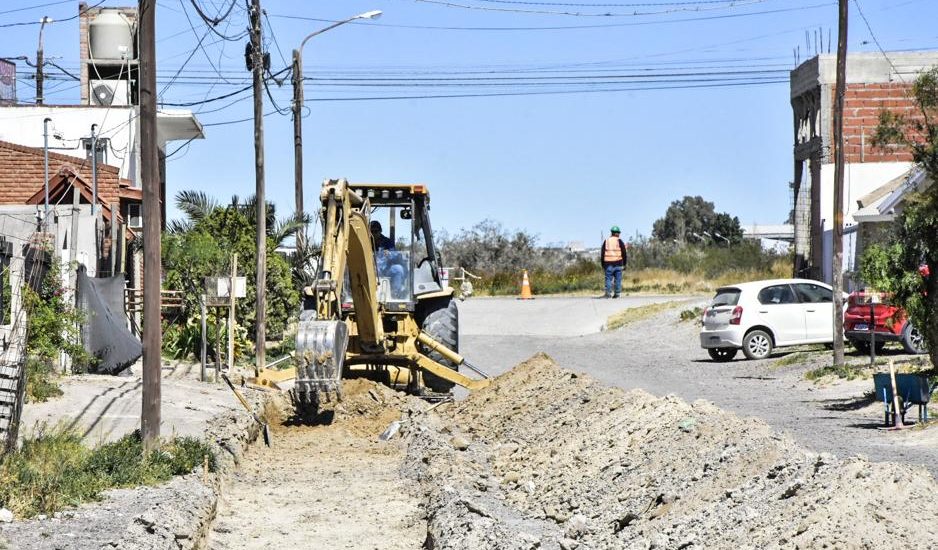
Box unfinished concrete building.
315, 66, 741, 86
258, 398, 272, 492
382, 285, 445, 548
790, 51, 938, 283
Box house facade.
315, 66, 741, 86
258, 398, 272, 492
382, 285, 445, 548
0, 140, 140, 278
790, 51, 938, 285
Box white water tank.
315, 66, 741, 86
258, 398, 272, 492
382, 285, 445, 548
89, 10, 135, 60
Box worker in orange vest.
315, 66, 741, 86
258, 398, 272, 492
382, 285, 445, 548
601, 226, 628, 298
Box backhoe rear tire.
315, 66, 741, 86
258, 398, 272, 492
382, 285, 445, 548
418, 297, 459, 393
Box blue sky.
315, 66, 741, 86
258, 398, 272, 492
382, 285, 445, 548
2, 0, 937, 245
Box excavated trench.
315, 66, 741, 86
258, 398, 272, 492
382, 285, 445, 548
207, 355, 938, 549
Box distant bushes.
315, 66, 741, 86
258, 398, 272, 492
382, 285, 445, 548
439, 220, 791, 296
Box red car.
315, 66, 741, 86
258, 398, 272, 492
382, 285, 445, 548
843, 291, 926, 354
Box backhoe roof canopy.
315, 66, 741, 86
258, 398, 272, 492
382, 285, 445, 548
349, 183, 429, 206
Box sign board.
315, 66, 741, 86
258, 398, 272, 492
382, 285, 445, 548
0, 60, 15, 104
204, 276, 246, 306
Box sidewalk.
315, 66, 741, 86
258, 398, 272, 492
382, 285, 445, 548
19, 360, 243, 444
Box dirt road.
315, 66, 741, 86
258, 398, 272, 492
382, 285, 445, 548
460, 295, 938, 476
194, 296, 938, 549
206, 381, 426, 550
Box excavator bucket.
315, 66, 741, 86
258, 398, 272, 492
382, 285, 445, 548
295, 320, 348, 408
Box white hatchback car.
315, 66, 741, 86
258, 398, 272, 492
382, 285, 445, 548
700, 278, 839, 361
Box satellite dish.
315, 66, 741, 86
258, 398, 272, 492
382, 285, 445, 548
92, 83, 115, 106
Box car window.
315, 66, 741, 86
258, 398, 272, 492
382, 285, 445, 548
711, 288, 740, 307
793, 283, 832, 303
757, 284, 796, 305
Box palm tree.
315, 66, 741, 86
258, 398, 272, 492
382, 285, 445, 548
171, 190, 315, 287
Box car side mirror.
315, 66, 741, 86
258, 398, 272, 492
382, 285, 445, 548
401, 208, 412, 220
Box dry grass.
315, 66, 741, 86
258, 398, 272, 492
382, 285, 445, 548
605, 300, 695, 331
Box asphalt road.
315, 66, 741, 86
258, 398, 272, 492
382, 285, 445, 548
459, 295, 938, 477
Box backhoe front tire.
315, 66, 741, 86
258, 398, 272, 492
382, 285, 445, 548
418, 297, 459, 393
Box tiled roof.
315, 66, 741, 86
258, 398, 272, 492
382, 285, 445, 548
0, 140, 135, 209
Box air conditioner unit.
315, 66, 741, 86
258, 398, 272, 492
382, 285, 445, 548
89, 79, 130, 106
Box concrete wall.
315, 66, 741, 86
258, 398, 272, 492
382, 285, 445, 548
815, 162, 911, 284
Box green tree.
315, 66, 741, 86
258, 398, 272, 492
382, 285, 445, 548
651, 195, 743, 245
163, 192, 305, 358
862, 67, 938, 368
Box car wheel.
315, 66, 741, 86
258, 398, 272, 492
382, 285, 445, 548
707, 348, 738, 362
742, 329, 773, 360
901, 323, 926, 355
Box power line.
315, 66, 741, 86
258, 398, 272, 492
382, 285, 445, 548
0, 0, 73, 16
186, 0, 245, 41
0, 0, 105, 28
474, 0, 770, 5
262, 9, 287, 68
413, 0, 768, 17
269, 2, 832, 31
852, 0, 905, 84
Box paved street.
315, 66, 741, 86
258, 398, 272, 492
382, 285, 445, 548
459, 295, 938, 477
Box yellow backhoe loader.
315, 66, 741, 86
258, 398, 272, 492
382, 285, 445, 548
259, 179, 489, 413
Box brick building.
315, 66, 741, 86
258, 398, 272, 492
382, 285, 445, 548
790, 51, 938, 284
0, 140, 141, 277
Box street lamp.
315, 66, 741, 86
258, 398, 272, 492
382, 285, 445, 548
292, 10, 382, 252
36, 16, 52, 104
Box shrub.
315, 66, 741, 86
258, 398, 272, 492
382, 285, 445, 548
0, 425, 215, 519
24, 357, 62, 403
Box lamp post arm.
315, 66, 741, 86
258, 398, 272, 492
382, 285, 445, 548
300, 17, 358, 51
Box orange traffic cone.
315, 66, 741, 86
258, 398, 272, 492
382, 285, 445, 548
518, 270, 534, 300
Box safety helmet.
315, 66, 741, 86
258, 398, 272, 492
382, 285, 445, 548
610, 225, 620, 233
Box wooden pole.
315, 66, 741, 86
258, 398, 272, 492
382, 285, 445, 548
249, 0, 267, 376
215, 310, 221, 383
831, 0, 848, 369
292, 49, 305, 255
109, 202, 118, 276
200, 296, 207, 383
139, 0, 162, 452
65, 180, 80, 375
118, 223, 126, 274
228, 253, 237, 371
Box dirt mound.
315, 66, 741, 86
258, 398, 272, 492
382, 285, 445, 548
405, 353, 938, 549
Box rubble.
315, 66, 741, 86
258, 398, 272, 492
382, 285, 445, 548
405, 353, 938, 549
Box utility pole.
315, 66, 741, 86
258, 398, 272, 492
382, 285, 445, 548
291, 10, 381, 273
249, 0, 267, 374
228, 253, 237, 372
42, 118, 51, 214
90, 124, 98, 214
831, 0, 848, 369
292, 49, 304, 255
139, 0, 161, 452
36, 17, 50, 105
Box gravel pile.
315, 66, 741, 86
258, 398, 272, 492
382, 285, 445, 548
405, 353, 938, 549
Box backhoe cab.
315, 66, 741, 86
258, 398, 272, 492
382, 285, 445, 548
291, 179, 489, 412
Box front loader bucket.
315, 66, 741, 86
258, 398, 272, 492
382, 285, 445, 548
295, 320, 348, 408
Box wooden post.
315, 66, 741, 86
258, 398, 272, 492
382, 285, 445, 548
200, 296, 207, 383
139, 0, 162, 452
888, 360, 904, 429
250, 0, 267, 376
118, 223, 126, 274
831, 0, 848, 369
214, 309, 221, 383
228, 253, 237, 371
109, 202, 118, 276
